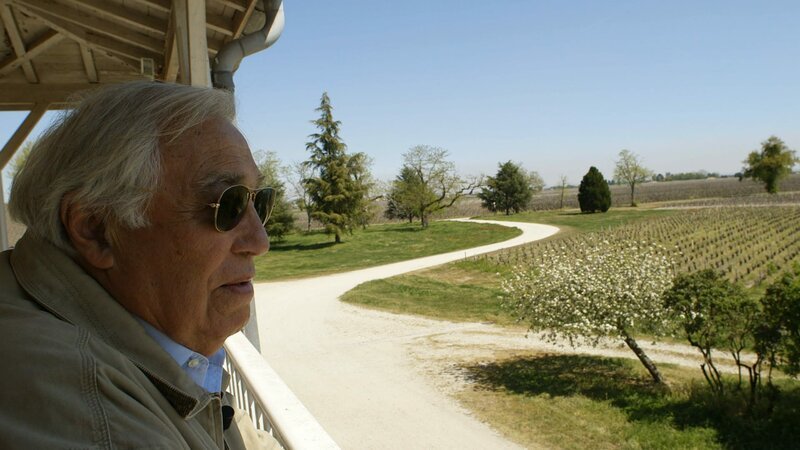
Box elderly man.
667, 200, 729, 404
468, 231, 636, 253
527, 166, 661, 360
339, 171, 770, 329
0, 82, 281, 449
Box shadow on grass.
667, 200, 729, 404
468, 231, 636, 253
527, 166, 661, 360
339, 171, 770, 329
269, 241, 337, 252
376, 225, 425, 233
463, 354, 800, 449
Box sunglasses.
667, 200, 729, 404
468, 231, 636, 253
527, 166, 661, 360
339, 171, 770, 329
207, 185, 277, 232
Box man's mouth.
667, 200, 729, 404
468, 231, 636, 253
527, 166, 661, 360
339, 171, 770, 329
221, 279, 254, 295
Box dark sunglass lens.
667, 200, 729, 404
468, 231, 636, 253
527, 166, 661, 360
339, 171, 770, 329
217, 186, 250, 231
254, 188, 277, 225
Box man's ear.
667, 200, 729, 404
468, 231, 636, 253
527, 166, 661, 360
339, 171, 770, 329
60, 196, 115, 270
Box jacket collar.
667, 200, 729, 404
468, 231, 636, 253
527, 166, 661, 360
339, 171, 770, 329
10, 232, 215, 418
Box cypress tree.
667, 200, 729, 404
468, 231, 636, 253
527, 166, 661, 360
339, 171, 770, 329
578, 166, 611, 213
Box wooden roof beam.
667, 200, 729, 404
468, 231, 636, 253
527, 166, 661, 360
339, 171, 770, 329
0, 101, 70, 111
63, 0, 167, 38
207, 36, 223, 55
0, 1, 38, 82
205, 13, 233, 37
212, 0, 246, 13
130, 0, 170, 15
14, 0, 164, 54
133, 0, 237, 37
0, 82, 122, 107
161, 11, 178, 81
0, 29, 62, 77
79, 44, 98, 83
12, 3, 162, 68
231, 0, 257, 39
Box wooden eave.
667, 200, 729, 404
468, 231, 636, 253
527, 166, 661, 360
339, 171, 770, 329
0, 0, 260, 110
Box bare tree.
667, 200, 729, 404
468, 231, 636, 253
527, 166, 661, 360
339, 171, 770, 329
528, 170, 545, 193
253, 150, 295, 241
614, 149, 652, 207
558, 175, 568, 209
7, 141, 35, 184
289, 161, 314, 231
389, 145, 481, 228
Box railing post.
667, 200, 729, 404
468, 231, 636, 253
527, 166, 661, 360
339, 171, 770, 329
224, 332, 341, 449
243, 301, 261, 351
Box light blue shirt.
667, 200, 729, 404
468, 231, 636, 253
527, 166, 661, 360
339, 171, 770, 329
135, 318, 226, 393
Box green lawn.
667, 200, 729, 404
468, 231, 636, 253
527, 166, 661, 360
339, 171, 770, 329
255, 221, 521, 281
341, 258, 516, 324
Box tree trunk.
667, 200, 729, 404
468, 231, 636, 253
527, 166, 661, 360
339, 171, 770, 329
421, 214, 429, 228
623, 332, 665, 384
629, 183, 636, 206
335, 232, 341, 243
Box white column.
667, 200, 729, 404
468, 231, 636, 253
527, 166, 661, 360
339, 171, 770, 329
0, 105, 48, 250
0, 171, 8, 250
172, 0, 210, 87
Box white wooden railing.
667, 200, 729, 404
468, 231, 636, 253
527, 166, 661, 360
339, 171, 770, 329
224, 332, 340, 450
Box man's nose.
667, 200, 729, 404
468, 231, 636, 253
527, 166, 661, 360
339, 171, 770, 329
233, 202, 270, 256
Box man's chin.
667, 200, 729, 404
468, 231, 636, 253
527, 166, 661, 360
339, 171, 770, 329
222, 302, 253, 337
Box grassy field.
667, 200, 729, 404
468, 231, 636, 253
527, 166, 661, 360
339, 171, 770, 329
479, 207, 675, 233
457, 351, 800, 450
254, 220, 520, 281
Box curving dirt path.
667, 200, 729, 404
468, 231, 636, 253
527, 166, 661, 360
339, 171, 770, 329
252, 220, 708, 449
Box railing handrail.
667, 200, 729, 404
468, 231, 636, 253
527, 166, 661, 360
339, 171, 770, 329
224, 332, 341, 450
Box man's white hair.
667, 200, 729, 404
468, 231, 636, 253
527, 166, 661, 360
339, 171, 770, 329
9, 81, 236, 253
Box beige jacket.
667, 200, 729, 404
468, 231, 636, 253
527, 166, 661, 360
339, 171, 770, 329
0, 233, 281, 449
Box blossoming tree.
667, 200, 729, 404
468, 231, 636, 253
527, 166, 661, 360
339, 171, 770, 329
502, 236, 675, 384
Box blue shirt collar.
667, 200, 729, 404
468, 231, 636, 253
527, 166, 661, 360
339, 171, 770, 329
135, 318, 226, 393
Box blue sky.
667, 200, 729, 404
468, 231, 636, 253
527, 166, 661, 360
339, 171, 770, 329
2, 0, 799, 194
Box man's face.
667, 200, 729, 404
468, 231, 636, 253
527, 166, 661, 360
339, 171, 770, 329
106, 118, 269, 355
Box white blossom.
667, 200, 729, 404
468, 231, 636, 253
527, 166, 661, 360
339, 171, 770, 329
502, 235, 675, 347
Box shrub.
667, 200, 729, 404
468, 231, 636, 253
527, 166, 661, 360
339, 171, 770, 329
663, 270, 759, 396
759, 265, 800, 377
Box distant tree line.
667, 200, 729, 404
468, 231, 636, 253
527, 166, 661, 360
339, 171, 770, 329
653, 170, 721, 182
